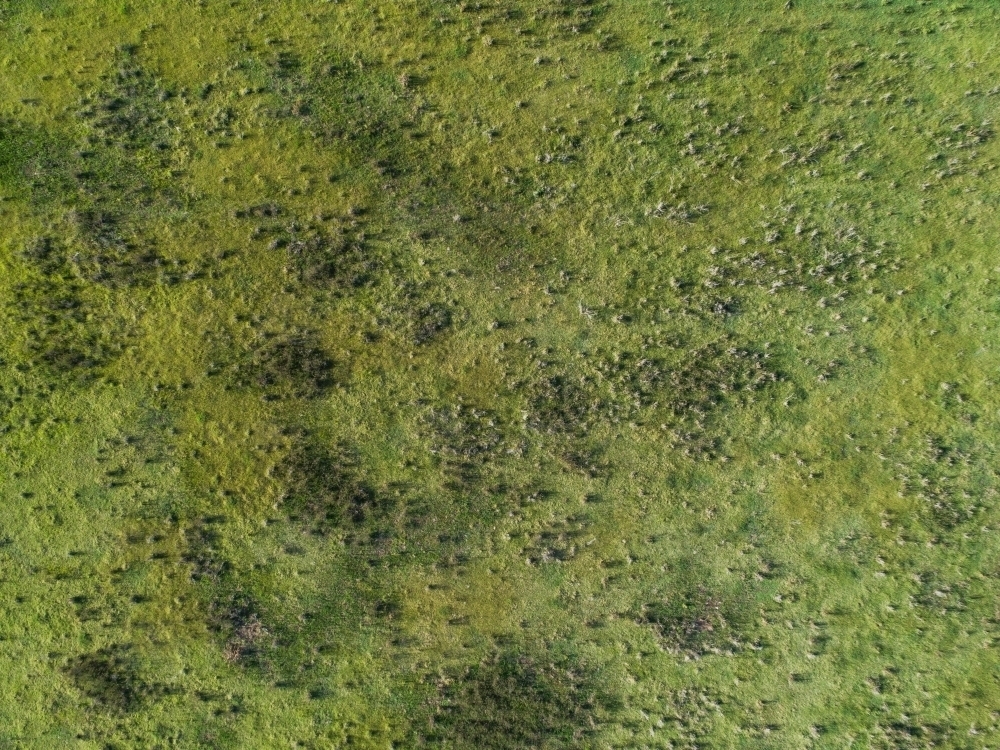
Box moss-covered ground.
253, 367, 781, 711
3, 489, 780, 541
0, 0, 999, 747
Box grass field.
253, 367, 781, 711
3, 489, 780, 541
0, 0, 999, 747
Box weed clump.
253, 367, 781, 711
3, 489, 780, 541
78, 48, 177, 154
11, 274, 121, 376
286, 229, 377, 290
234, 203, 282, 220
421, 402, 518, 482
665, 339, 778, 419
22, 229, 193, 288
274, 439, 378, 532
638, 588, 729, 657
431, 649, 615, 749
238, 209, 380, 292
634, 563, 752, 658
410, 302, 453, 345
215, 596, 274, 667
231, 332, 334, 399
0, 120, 72, 200
266, 50, 402, 149
528, 372, 604, 437
65, 644, 170, 713
894, 432, 995, 531
523, 337, 777, 442
182, 516, 230, 583
522, 512, 591, 564
12, 49, 188, 289
5, 49, 191, 296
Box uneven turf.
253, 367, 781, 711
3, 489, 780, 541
0, 0, 999, 747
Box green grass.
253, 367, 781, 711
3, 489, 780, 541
0, 0, 999, 747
